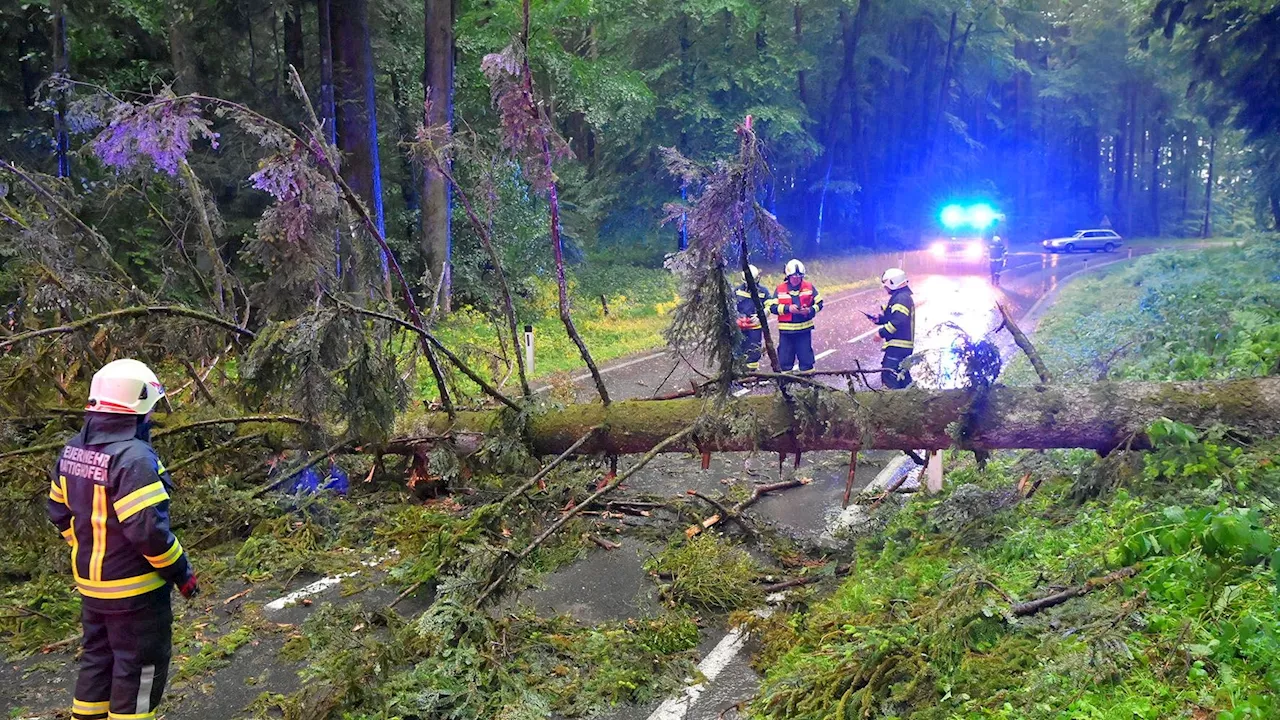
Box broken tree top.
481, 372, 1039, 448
388, 378, 1280, 457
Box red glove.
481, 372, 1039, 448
179, 573, 200, 599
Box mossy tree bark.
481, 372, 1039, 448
387, 379, 1280, 456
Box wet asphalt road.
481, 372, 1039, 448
3, 245, 1153, 720
553, 245, 1146, 402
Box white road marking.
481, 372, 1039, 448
821, 287, 879, 305
264, 554, 396, 611
646, 608, 775, 720
846, 327, 880, 344
814, 349, 837, 361
264, 574, 357, 611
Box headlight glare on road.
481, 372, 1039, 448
966, 241, 985, 260
931, 241, 947, 258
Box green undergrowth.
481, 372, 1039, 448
424, 265, 677, 396
252, 597, 700, 720
752, 234, 1280, 719
1005, 237, 1280, 385
753, 439, 1280, 719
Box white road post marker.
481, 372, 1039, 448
524, 324, 535, 376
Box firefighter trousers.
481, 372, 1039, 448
778, 330, 815, 372
737, 328, 764, 370
881, 347, 914, 389
72, 590, 172, 720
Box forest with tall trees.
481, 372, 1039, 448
2, 0, 1278, 314
2, 1, 1280, 718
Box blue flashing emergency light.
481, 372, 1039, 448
968, 203, 997, 229
940, 204, 967, 229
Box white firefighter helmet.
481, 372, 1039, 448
784, 258, 806, 277
745, 264, 761, 283
881, 268, 909, 291
86, 359, 166, 415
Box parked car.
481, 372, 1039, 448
1042, 229, 1123, 253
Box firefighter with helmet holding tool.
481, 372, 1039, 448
769, 258, 824, 371
49, 359, 199, 720
866, 268, 916, 388
734, 264, 773, 371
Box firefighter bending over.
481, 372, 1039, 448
49, 359, 199, 720
734, 264, 773, 371
871, 268, 916, 388
770, 258, 823, 371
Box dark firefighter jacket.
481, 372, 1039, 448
734, 281, 774, 330
770, 279, 824, 332
48, 413, 192, 608
876, 287, 915, 350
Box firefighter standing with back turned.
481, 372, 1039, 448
49, 359, 199, 720
867, 268, 916, 388
734, 264, 773, 371
770, 259, 823, 371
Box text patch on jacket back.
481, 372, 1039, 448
60, 446, 112, 485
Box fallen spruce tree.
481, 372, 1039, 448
386, 377, 1280, 458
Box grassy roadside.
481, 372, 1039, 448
751, 237, 1280, 719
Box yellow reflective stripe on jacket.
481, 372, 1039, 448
778, 320, 816, 332
73, 698, 110, 715
74, 571, 166, 600
144, 538, 184, 569
61, 526, 75, 544
884, 322, 897, 333
113, 481, 169, 522
90, 486, 108, 582
50, 477, 67, 504
156, 459, 167, 475
889, 303, 911, 316
884, 339, 915, 349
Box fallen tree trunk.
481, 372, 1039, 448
387, 379, 1280, 456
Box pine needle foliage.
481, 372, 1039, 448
660, 120, 787, 383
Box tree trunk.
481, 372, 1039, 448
422, 0, 455, 311
284, 0, 305, 71
1112, 112, 1126, 220
1180, 131, 1191, 229
390, 71, 420, 243
387, 379, 1280, 457
1150, 119, 1161, 236
332, 0, 389, 291
51, 0, 69, 178
1201, 131, 1215, 238
318, 0, 337, 145
169, 10, 200, 95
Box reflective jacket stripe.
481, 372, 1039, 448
778, 320, 816, 332
144, 538, 184, 569
50, 478, 67, 504
889, 303, 911, 316
884, 339, 915, 349
61, 526, 75, 544
884, 322, 897, 333
74, 571, 166, 600
114, 481, 169, 521
90, 486, 107, 582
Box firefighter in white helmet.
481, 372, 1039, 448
865, 268, 915, 388
769, 259, 823, 371
49, 359, 198, 720
733, 264, 774, 371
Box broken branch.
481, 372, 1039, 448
1010, 566, 1139, 617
